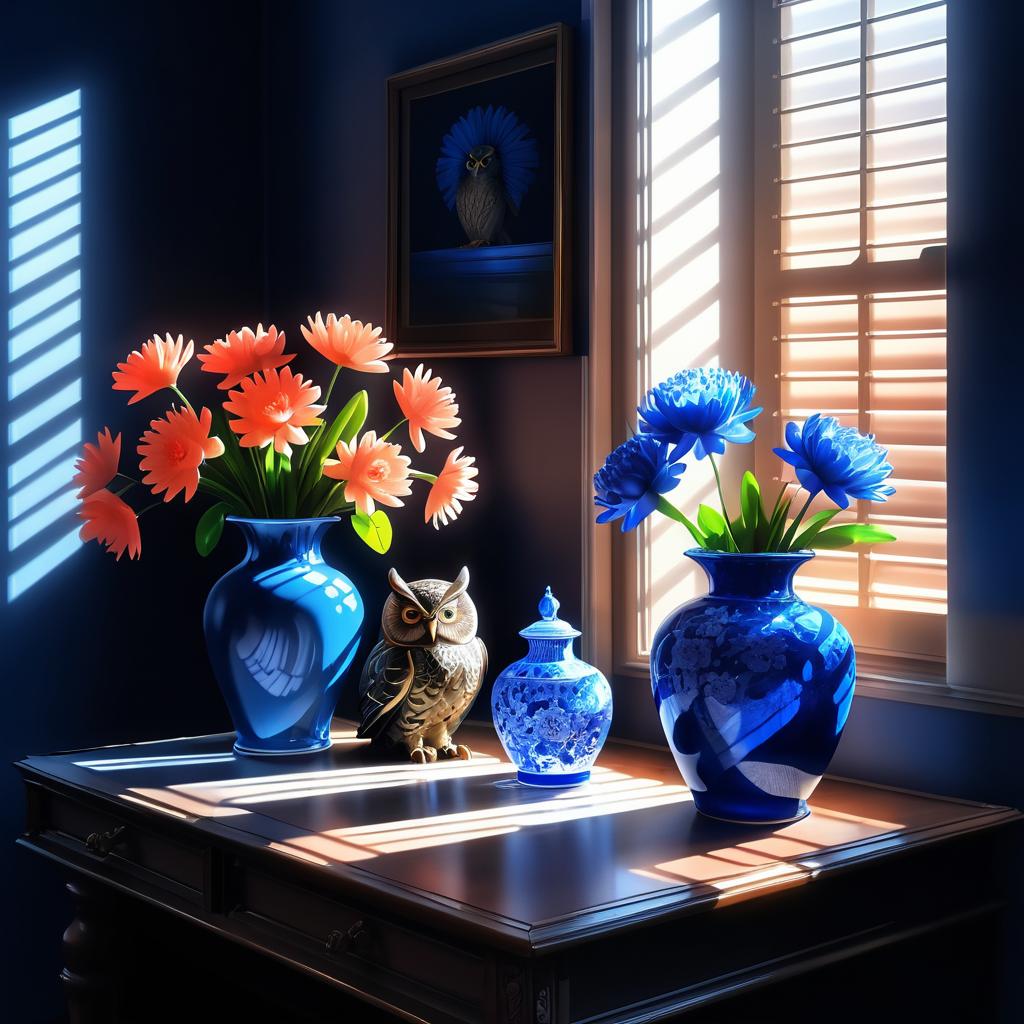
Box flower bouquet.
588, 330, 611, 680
76, 314, 478, 560
75, 314, 479, 755
594, 368, 895, 823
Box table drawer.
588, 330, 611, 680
232, 863, 486, 1013
37, 787, 207, 901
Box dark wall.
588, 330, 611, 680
2, 1, 590, 1019
1, 3, 266, 1019
262, 0, 590, 722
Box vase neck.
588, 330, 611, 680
687, 550, 813, 601
229, 518, 337, 566
524, 637, 576, 663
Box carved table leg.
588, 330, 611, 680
60, 880, 120, 1024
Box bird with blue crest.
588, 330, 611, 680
435, 104, 539, 247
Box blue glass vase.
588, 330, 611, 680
651, 551, 855, 824
491, 588, 613, 787
203, 517, 364, 756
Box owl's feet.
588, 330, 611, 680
461, 239, 489, 248
438, 744, 472, 761
410, 745, 438, 764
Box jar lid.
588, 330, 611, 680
519, 587, 581, 640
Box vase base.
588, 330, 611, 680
695, 802, 810, 826
516, 769, 590, 788
233, 737, 332, 758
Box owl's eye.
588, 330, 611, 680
479, 156, 490, 167
439, 604, 459, 623
401, 606, 422, 625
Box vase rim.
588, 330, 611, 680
226, 516, 341, 525
683, 547, 815, 560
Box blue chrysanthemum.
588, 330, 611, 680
638, 368, 762, 460
773, 414, 895, 510
593, 435, 686, 532
435, 105, 539, 211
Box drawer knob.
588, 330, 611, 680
85, 825, 126, 857
325, 920, 374, 959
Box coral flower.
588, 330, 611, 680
222, 367, 325, 457
198, 323, 294, 390
78, 490, 141, 561
300, 312, 393, 372
323, 431, 412, 515
73, 428, 121, 498
424, 447, 479, 529
393, 363, 461, 452
112, 333, 194, 404
138, 406, 225, 503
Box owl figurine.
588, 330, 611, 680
357, 567, 487, 763
456, 145, 508, 247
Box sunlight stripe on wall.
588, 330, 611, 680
6, 89, 84, 601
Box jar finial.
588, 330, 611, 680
538, 586, 560, 621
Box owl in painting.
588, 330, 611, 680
436, 105, 539, 247
357, 567, 487, 763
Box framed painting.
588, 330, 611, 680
387, 24, 572, 358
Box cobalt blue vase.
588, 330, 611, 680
203, 517, 364, 756
651, 550, 855, 824
491, 588, 613, 787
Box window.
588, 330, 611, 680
608, 0, 947, 682
5, 89, 84, 601
756, 0, 947, 672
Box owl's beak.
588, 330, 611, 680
427, 617, 438, 642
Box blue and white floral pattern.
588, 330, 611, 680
651, 551, 854, 823
491, 593, 613, 787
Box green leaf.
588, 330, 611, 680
740, 472, 760, 530
697, 503, 727, 540
195, 502, 230, 557
297, 390, 369, 512
791, 509, 840, 550
809, 524, 897, 549
656, 495, 707, 548
351, 509, 393, 554
765, 496, 793, 551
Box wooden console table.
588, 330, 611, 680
15, 722, 1022, 1023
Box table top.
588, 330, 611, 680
19, 722, 1021, 952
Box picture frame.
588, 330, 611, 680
386, 23, 572, 358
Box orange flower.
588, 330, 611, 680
73, 428, 121, 498
323, 431, 411, 515
112, 333, 194, 404
138, 406, 225, 503
222, 367, 325, 457
78, 490, 141, 561
300, 312, 393, 372
424, 447, 478, 529
198, 323, 295, 390
393, 363, 461, 452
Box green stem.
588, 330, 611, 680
314, 481, 348, 517
198, 476, 243, 508
708, 453, 739, 552
409, 470, 438, 484
779, 492, 815, 552
135, 500, 163, 518
322, 364, 342, 409
295, 365, 341, 491
248, 447, 270, 516
116, 471, 141, 485
171, 385, 193, 412
380, 417, 408, 443
655, 495, 706, 548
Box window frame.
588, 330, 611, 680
591, 0, 1024, 716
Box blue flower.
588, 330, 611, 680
773, 414, 896, 510
638, 368, 762, 459
593, 435, 686, 531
